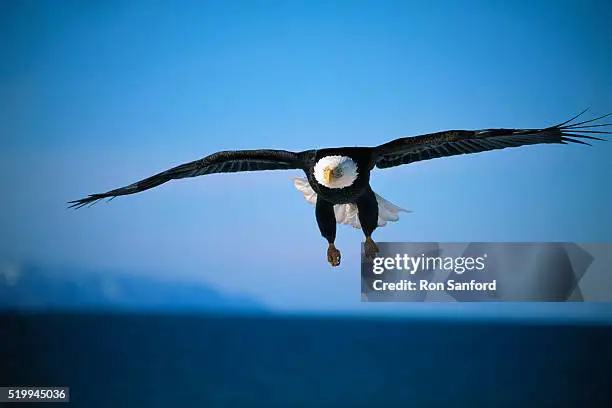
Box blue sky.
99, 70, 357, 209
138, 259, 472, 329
1, 0, 611, 320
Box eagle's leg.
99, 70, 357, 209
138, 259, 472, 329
315, 197, 341, 267
357, 188, 380, 259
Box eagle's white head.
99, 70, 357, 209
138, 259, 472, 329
313, 155, 359, 189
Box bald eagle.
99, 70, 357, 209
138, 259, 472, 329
69, 110, 610, 267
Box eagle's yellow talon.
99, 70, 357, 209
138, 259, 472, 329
327, 244, 341, 267
364, 237, 379, 259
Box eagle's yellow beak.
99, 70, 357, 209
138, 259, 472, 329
323, 167, 334, 184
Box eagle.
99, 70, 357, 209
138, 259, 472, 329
69, 110, 610, 267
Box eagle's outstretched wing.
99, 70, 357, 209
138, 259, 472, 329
372, 110, 611, 169
68, 149, 309, 208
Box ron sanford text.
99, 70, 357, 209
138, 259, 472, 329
371, 279, 497, 292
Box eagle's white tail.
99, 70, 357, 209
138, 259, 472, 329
292, 177, 410, 229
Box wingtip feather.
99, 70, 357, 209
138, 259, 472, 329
561, 137, 592, 146
67, 195, 105, 209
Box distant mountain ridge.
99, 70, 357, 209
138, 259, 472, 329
0, 262, 266, 312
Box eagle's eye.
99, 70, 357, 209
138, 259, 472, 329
333, 167, 343, 177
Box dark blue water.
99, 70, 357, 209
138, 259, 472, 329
2, 312, 611, 407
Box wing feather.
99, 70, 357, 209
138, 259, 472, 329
373, 111, 610, 169
68, 149, 309, 208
